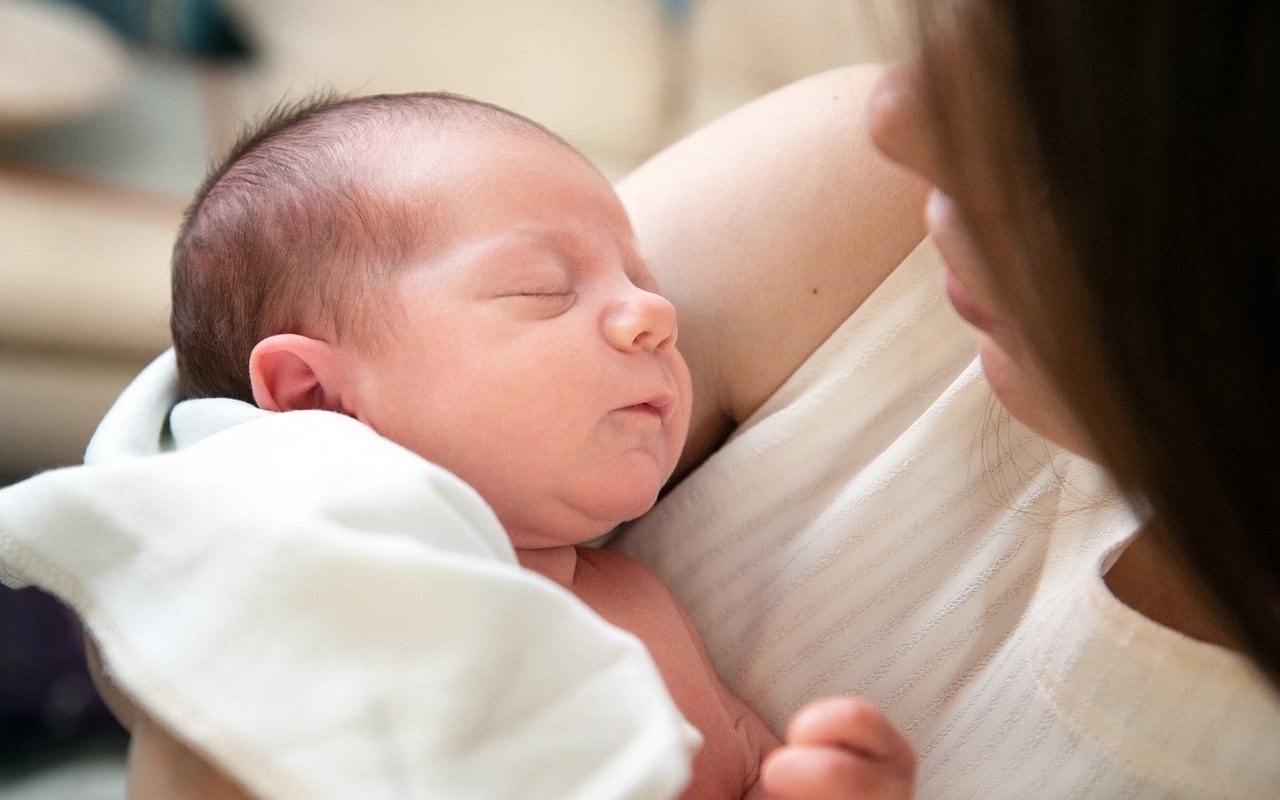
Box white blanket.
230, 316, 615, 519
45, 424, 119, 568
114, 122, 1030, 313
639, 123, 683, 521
0, 351, 698, 800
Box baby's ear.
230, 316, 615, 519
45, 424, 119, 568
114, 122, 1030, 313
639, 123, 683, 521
249, 334, 349, 413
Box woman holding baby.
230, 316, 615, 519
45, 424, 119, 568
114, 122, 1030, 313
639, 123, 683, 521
23, 1, 1280, 798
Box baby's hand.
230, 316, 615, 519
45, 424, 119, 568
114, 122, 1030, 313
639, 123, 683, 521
758, 696, 915, 800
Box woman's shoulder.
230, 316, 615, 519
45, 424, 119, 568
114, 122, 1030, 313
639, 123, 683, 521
619, 66, 930, 478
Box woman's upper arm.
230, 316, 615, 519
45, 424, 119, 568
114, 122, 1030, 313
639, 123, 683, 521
618, 64, 928, 476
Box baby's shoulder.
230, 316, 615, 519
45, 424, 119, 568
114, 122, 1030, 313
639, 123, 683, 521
576, 545, 656, 575
571, 547, 690, 627
574, 547, 675, 597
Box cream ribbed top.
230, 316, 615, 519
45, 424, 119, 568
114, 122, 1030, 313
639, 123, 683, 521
613, 240, 1280, 798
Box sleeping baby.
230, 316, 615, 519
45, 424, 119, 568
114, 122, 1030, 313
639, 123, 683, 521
160, 90, 914, 800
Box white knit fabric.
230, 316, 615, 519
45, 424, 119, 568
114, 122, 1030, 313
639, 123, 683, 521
613, 240, 1280, 798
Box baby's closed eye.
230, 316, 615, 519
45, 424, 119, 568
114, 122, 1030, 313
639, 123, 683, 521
513, 290, 574, 299
496, 289, 577, 317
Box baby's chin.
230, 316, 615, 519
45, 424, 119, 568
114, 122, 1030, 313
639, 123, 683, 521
507, 486, 663, 549
593, 475, 666, 525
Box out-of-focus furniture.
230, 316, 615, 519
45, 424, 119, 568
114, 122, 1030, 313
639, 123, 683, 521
0, 0, 910, 479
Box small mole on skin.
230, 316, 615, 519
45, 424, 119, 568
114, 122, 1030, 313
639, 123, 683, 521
811, 287, 819, 295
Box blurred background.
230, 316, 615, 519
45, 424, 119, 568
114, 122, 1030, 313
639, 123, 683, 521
0, 0, 909, 795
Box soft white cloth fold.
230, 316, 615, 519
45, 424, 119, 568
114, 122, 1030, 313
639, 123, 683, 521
0, 350, 698, 800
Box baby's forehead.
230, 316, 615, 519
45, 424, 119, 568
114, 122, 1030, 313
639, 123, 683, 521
388, 110, 590, 173
330, 112, 621, 267
366, 122, 599, 211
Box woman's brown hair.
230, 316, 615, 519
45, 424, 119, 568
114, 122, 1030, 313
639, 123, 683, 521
916, 3, 1279, 683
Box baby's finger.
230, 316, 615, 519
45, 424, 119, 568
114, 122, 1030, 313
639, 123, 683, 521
760, 743, 911, 800
786, 696, 915, 771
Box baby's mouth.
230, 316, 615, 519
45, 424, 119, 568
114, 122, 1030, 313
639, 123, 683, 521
622, 402, 664, 418
621, 392, 672, 420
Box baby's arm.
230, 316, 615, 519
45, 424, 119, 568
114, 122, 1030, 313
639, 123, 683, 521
85, 633, 253, 800
758, 697, 916, 800
128, 715, 255, 800
658, 574, 912, 800
655, 558, 912, 800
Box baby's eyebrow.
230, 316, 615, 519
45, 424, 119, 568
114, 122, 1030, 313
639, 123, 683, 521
490, 224, 643, 286
501, 228, 564, 261
476, 230, 573, 279
503, 226, 561, 252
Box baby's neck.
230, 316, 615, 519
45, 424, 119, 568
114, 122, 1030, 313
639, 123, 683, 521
515, 545, 580, 588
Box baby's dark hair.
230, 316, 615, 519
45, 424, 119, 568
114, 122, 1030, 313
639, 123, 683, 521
171, 90, 572, 402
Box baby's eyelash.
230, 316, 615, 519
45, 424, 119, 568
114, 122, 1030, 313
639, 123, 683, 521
521, 291, 573, 298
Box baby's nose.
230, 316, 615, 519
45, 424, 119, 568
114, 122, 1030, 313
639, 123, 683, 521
604, 288, 678, 353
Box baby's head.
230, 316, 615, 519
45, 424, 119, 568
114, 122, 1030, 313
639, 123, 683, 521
173, 92, 564, 402
172, 92, 692, 546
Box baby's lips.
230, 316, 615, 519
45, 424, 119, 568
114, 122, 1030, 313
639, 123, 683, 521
613, 390, 672, 421
639, 390, 677, 418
